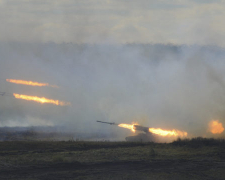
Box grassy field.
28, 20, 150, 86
0, 138, 225, 180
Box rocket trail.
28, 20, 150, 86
97, 121, 188, 137
6, 79, 58, 88
13, 93, 71, 106
118, 123, 188, 137
148, 127, 187, 137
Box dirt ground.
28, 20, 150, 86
0, 140, 225, 180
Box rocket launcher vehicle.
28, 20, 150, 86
96, 121, 188, 138
96, 121, 150, 133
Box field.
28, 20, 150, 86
0, 138, 225, 180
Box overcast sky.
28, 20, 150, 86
1, 0, 225, 46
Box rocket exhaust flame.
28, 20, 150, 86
148, 128, 187, 137
13, 93, 70, 106
118, 124, 136, 132
6, 79, 58, 88
208, 120, 224, 134
118, 123, 188, 137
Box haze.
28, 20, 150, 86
0, 0, 225, 139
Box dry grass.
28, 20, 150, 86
0, 139, 225, 179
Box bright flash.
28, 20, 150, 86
149, 128, 187, 137
118, 123, 136, 132
208, 120, 224, 134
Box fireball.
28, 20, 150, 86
208, 120, 224, 134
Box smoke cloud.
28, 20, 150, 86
0, 43, 225, 139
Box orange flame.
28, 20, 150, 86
118, 124, 136, 132
6, 79, 58, 88
208, 120, 224, 134
149, 128, 188, 137
13, 93, 70, 106
118, 122, 188, 137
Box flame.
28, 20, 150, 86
13, 93, 70, 106
118, 122, 188, 137
6, 79, 58, 88
149, 128, 188, 137
118, 123, 136, 132
208, 120, 224, 134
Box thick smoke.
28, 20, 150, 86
0, 43, 225, 139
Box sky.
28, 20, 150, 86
0, 0, 225, 46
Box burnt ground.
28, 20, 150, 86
0, 140, 225, 180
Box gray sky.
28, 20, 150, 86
1, 0, 225, 45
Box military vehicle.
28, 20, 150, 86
97, 121, 155, 142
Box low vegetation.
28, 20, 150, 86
0, 138, 225, 179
